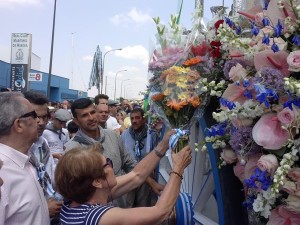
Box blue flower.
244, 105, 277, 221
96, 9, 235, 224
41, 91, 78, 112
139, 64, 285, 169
244, 168, 272, 191
292, 34, 300, 46
251, 23, 259, 36
263, 0, 269, 10
219, 98, 236, 110
225, 17, 235, 28
271, 43, 279, 52
262, 17, 270, 26
262, 34, 270, 45
244, 89, 253, 99
235, 26, 242, 35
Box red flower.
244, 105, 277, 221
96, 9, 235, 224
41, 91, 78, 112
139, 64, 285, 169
214, 20, 224, 34
191, 41, 210, 56
210, 41, 221, 48
210, 47, 222, 58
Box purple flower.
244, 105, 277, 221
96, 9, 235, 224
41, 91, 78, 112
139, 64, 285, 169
252, 67, 284, 91
229, 126, 262, 156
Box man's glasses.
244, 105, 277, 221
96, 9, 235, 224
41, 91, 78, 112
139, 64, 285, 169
19, 110, 38, 119
103, 158, 113, 169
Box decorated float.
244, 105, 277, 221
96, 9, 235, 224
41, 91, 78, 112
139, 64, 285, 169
146, 0, 300, 224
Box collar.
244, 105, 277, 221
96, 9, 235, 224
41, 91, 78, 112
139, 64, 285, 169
0, 143, 30, 168
77, 126, 105, 144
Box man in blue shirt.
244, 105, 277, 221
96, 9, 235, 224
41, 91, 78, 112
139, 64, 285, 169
121, 108, 164, 207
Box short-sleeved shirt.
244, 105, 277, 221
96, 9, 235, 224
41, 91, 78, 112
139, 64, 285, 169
60, 202, 113, 225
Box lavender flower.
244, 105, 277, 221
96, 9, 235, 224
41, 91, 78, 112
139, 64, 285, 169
253, 67, 284, 91
229, 126, 262, 156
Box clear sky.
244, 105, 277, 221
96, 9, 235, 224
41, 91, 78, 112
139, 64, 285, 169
0, 0, 232, 99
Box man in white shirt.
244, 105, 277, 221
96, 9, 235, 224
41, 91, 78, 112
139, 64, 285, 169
0, 92, 49, 225
43, 109, 72, 161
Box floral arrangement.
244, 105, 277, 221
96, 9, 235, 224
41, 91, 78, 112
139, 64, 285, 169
201, 0, 300, 224
147, 4, 214, 152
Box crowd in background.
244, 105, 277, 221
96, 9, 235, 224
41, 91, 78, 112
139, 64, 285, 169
0, 91, 191, 225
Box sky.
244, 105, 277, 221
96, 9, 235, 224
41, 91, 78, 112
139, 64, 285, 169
0, 0, 232, 99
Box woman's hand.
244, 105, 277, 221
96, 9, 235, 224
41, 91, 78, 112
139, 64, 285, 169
171, 145, 192, 175
159, 130, 176, 151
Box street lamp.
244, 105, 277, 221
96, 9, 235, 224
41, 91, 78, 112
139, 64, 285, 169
120, 79, 130, 99
47, 0, 57, 99
114, 69, 127, 100
123, 83, 132, 98
100, 48, 122, 94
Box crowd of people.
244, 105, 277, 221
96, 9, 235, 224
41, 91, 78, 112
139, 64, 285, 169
0, 91, 192, 225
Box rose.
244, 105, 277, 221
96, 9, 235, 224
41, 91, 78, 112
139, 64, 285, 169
285, 195, 300, 214
254, 12, 264, 26
277, 108, 295, 125
220, 148, 237, 164
252, 113, 290, 150
228, 63, 247, 82
267, 206, 300, 225
287, 50, 300, 72
257, 154, 279, 175
288, 168, 300, 182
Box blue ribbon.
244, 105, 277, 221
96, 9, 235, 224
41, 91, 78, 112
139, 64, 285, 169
167, 129, 190, 155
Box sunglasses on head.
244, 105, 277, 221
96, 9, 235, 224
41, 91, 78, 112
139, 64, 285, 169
103, 158, 113, 169
19, 110, 38, 119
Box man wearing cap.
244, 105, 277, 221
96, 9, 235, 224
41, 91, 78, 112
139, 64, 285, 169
106, 99, 123, 132
43, 109, 72, 161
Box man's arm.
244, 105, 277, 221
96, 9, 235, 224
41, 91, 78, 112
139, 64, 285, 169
118, 133, 137, 173
146, 176, 165, 195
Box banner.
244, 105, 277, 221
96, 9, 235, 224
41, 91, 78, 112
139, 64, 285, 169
10, 33, 32, 92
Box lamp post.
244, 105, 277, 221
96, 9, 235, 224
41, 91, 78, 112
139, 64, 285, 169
47, 0, 57, 99
100, 48, 122, 94
114, 69, 127, 100
123, 83, 132, 98
120, 79, 130, 99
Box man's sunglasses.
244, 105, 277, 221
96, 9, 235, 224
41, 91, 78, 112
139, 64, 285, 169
19, 110, 38, 119
103, 158, 113, 169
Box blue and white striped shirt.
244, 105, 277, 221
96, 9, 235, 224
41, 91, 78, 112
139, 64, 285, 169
60, 202, 113, 225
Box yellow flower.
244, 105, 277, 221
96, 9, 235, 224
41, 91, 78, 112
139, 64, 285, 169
173, 66, 190, 74
163, 87, 173, 96
177, 75, 188, 83
178, 92, 190, 100
176, 81, 188, 89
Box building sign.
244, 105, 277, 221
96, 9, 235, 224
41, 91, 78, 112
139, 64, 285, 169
28, 73, 42, 81
10, 33, 32, 92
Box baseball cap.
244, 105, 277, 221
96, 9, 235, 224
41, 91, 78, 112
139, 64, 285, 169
107, 99, 119, 106
55, 109, 72, 122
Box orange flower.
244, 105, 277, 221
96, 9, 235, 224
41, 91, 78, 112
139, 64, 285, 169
151, 93, 165, 101
183, 57, 202, 66
166, 99, 188, 111
187, 96, 201, 108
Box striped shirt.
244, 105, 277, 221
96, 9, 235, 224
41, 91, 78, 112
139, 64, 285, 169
60, 202, 113, 225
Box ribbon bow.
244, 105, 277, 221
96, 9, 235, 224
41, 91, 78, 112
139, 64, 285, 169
167, 129, 190, 156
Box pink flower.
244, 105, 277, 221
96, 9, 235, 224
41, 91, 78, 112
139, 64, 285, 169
244, 154, 262, 180
254, 50, 290, 77
257, 154, 279, 175
288, 168, 300, 182
220, 148, 237, 164
222, 84, 254, 105
233, 162, 245, 183
285, 195, 300, 214
287, 50, 300, 72
282, 181, 300, 197
252, 113, 290, 150
228, 63, 247, 82
277, 108, 295, 125
267, 206, 300, 225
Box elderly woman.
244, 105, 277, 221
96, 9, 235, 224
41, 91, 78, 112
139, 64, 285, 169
55, 131, 191, 225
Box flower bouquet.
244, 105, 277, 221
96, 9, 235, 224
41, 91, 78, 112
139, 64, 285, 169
202, 0, 300, 223
148, 6, 210, 152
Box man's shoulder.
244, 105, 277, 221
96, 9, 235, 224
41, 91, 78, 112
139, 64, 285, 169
64, 137, 83, 151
